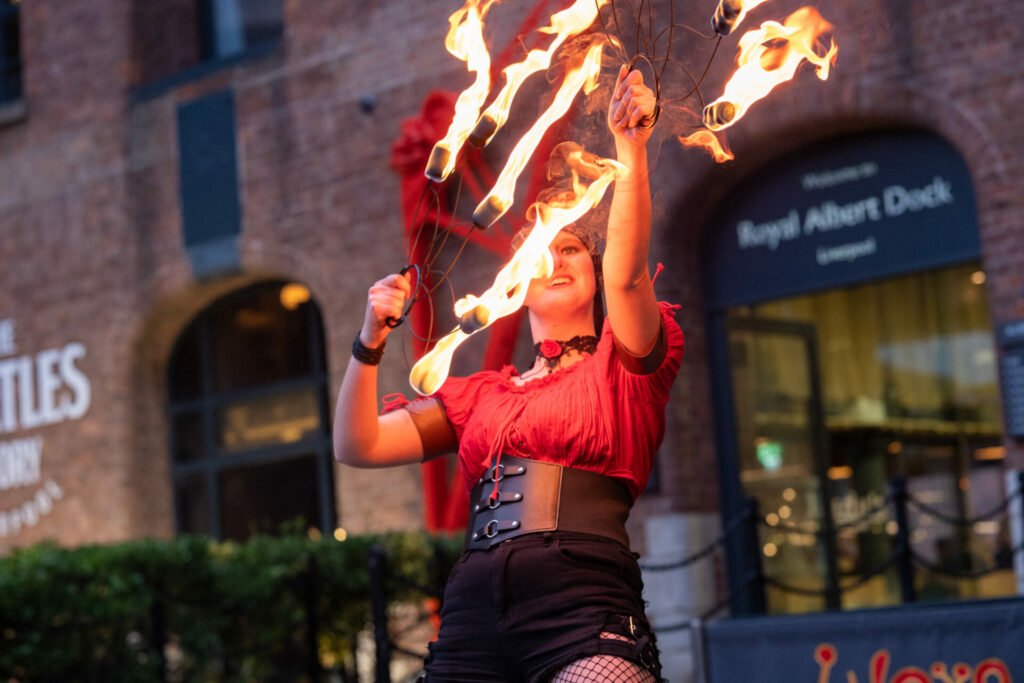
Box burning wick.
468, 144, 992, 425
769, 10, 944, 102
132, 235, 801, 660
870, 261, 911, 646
711, 0, 771, 36
466, 0, 610, 150
703, 101, 737, 129
423, 0, 496, 183
458, 303, 491, 333
470, 40, 606, 229
702, 7, 838, 132
712, 0, 743, 35
468, 114, 499, 148
425, 144, 453, 182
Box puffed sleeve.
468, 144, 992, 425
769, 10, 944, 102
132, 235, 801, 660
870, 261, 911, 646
609, 301, 685, 402
430, 371, 502, 443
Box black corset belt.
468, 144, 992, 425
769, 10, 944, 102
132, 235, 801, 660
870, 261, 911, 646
464, 455, 632, 551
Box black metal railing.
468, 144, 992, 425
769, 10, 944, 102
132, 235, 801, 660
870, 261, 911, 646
749, 472, 1024, 608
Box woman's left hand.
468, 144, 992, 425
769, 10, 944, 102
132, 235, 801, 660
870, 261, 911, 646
607, 65, 656, 146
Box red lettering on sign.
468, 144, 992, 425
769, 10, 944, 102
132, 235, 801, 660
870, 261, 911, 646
813, 645, 1014, 683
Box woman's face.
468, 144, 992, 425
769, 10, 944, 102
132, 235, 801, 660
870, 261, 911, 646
523, 230, 597, 318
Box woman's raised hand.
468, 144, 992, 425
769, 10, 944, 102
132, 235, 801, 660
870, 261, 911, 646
361, 272, 412, 348
607, 65, 656, 146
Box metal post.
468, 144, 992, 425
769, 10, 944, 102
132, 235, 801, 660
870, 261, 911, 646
304, 555, 321, 682
150, 578, 167, 683
742, 497, 767, 614
369, 546, 392, 683
1013, 471, 1024, 596
890, 477, 917, 603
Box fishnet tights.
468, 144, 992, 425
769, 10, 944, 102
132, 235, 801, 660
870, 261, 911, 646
548, 632, 657, 683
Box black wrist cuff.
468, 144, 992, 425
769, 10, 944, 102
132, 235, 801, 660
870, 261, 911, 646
352, 332, 386, 366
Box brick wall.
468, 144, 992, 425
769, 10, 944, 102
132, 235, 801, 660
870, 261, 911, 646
0, 0, 1020, 552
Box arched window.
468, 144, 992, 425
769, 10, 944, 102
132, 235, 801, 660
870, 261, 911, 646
167, 281, 334, 540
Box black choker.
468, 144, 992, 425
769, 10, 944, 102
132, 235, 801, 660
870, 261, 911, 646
534, 335, 599, 370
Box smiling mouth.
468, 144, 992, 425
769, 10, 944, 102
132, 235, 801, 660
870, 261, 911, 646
548, 276, 573, 287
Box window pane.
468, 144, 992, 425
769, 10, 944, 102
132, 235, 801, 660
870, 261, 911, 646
219, 456, 320, 541
205, 0, 282, 59
730, 329, 829, 614
0, 2, 21, 103
176, 474, 212, 535
216, 387, 320, 452
168, 321, 204, 401
240, 0, 283, 46
173, 411, 205, 462
210, 283, 314, 394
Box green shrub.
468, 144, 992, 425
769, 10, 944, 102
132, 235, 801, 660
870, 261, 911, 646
0, 532, 462, 682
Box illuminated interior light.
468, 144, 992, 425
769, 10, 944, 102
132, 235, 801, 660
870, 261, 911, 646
763, 542, 778, 557
334, 528, 348, 542
887, 441, 903, 455
827, 465, 853, 480
766, 512, 780, 526
783, 487, 796, 502
974, 521, 1000, 535
970, 270, 986, 285
280, 283, 311, 310
974, 446, 1005, 461
778, 505, 792, 520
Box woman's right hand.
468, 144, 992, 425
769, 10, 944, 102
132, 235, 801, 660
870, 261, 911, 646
360, 272, 413, 348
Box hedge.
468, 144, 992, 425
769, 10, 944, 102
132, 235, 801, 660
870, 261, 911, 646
0, 531, 462, 682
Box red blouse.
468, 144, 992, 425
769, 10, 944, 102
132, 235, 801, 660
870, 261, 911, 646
433, 302, 685, 500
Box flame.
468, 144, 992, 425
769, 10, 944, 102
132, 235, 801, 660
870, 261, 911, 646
424, 0, 498, 182
712, 0, 773, 36
703, 7, 838, 132
469, 0, 610, 148
678, 130, 734, 163
471, 39, 606, 229
410, 145, 626, 395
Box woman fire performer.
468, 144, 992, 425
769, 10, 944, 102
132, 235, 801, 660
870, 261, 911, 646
334, 66, 682, 683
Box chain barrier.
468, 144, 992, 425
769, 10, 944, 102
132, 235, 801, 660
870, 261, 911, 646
640, 511, 748, 572
906, 488, 1023, 528
757, 495, 893, 536
908, 540, 1024, 581
762, 551, 901, 598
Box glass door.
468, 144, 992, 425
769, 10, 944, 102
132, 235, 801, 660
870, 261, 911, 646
728, 318, 840, 613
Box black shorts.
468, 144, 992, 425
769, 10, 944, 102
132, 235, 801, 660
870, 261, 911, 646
422, 532, 663, 683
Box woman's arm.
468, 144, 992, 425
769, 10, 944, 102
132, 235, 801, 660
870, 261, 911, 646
332, 272, 426, 468
602, 65, 662, 356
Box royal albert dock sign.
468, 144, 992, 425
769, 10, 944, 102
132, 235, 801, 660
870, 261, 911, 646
704, 130, 980, 309
0, 318, 91, 538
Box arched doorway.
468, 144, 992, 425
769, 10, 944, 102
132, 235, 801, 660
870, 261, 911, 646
166, 280, 334, 541
703, 129, 1010, 614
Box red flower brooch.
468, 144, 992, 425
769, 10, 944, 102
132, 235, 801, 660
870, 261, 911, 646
539, 339, 562, 359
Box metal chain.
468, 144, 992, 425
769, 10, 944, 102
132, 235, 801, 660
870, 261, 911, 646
909, 540, 1024, 580
906, 488, 1023, 528
759, 496, 893, 536
640, 512, 749, 572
